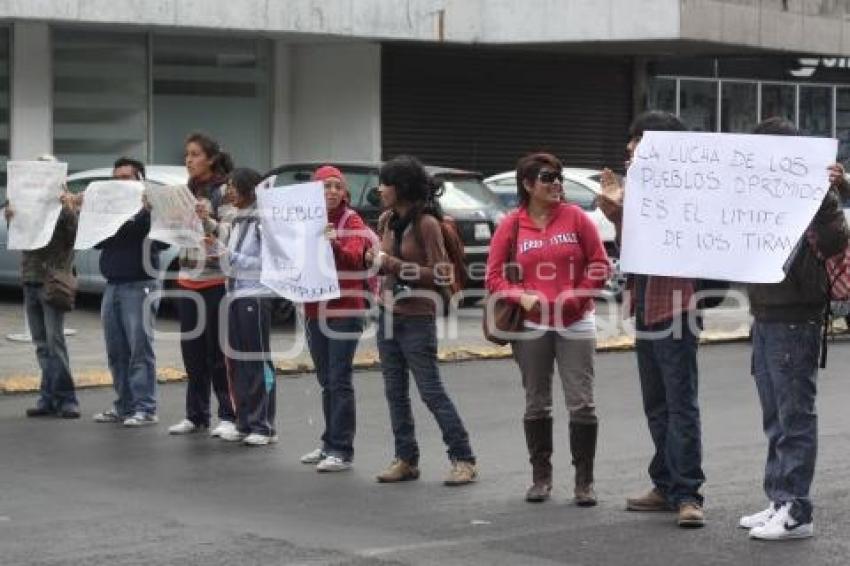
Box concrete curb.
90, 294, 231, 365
0, 330, 752, 395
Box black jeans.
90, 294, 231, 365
178, 285, 234, 426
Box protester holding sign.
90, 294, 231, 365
597, 111, 706, 528
90, 158, 166, 427
4, 155, 80, 419
365, 155, 478, 486
740, 118, 850, 541
486, 152, 610, 505
167, 133, 237, 437
218, 168, 278, 446
300, 165, 371, 472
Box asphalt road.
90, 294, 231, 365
2, 342, 850, 565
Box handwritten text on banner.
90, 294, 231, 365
256, 179, 340, 303
619, 131, 837, 283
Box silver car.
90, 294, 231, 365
0, 165, 187, 293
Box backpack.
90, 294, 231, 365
433, 215, 467, 297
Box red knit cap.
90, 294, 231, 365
312, 165, 345, 183
312, 164, 349, 203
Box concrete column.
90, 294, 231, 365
290, 42, 381, 163
10, 22, 52, 160
270, 40, 292, 168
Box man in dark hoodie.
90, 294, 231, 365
740, 118, 849, 541
91, 157, 166, 427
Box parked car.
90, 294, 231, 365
0, 165, 186, 293
266, 162, 509, 292
484, 168, 627, 300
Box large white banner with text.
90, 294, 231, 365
620, 131, 837, 283
256, 179, 340, 302
74, 180, 144, 249
5, 161, 68, 250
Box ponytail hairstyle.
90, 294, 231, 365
185, 131, 234, 178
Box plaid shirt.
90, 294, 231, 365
625, 275, 696, 326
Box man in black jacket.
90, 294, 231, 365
741, 118, 850, 541
91, 157, 166, 427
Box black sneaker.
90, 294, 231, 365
58, 408, 81, 419
26, 407, 53, 417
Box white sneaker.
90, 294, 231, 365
300, 447, 326, 464
219, 428, 247, 442
316, 455, 353, 473
93, 410, 122, 423
123, 412, 159, 427
210, 420, 237, 438
243, 433, 278, 446
168, 419, 202, 435
739, 503, 776, 529
749, 503, 814, 540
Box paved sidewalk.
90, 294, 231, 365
0, 289, 758, 393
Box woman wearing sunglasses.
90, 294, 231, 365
486, 152, 610, 505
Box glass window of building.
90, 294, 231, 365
836, 88, 850, 164
52, 30, 148, 173
152, 36, 271, 171
720, 82, 757, 133
799, 86, 833, 137
760, 83, 795, 122
0, 27, 9, 192
648, 78, 676, 114
679, 80, 717, 132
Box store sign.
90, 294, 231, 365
790, 57, 850, 78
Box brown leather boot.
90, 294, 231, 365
570, 421, 598, 507
523, 417, 552, 503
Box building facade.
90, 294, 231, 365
2, 0, 850, 180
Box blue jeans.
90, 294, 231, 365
24, 283, 78, 412
751, 320, 819, 524
634, 317, 705, 506
101, 280, 159, 416
377, 311, 474, 465
306, 317, 363, 461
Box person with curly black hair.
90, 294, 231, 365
365, 155, 478, 486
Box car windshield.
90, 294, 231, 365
439, 177, 503, 211
273, 169, 371, 206
486, 177, 597, 211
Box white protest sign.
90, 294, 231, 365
256, 179, 340, 302
145, 184, 204, 248
620, 131, 837, 283
6, 160, 68, 250
74, 180, 144, 249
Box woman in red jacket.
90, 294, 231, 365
300, 165, 372, 472
486, 152, 610, 505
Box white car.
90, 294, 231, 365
0, 165, 187, 293
484, 168, 626, 300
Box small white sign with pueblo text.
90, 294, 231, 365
256, 178, 340, 303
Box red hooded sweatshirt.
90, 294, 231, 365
486, 203, 610, 328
